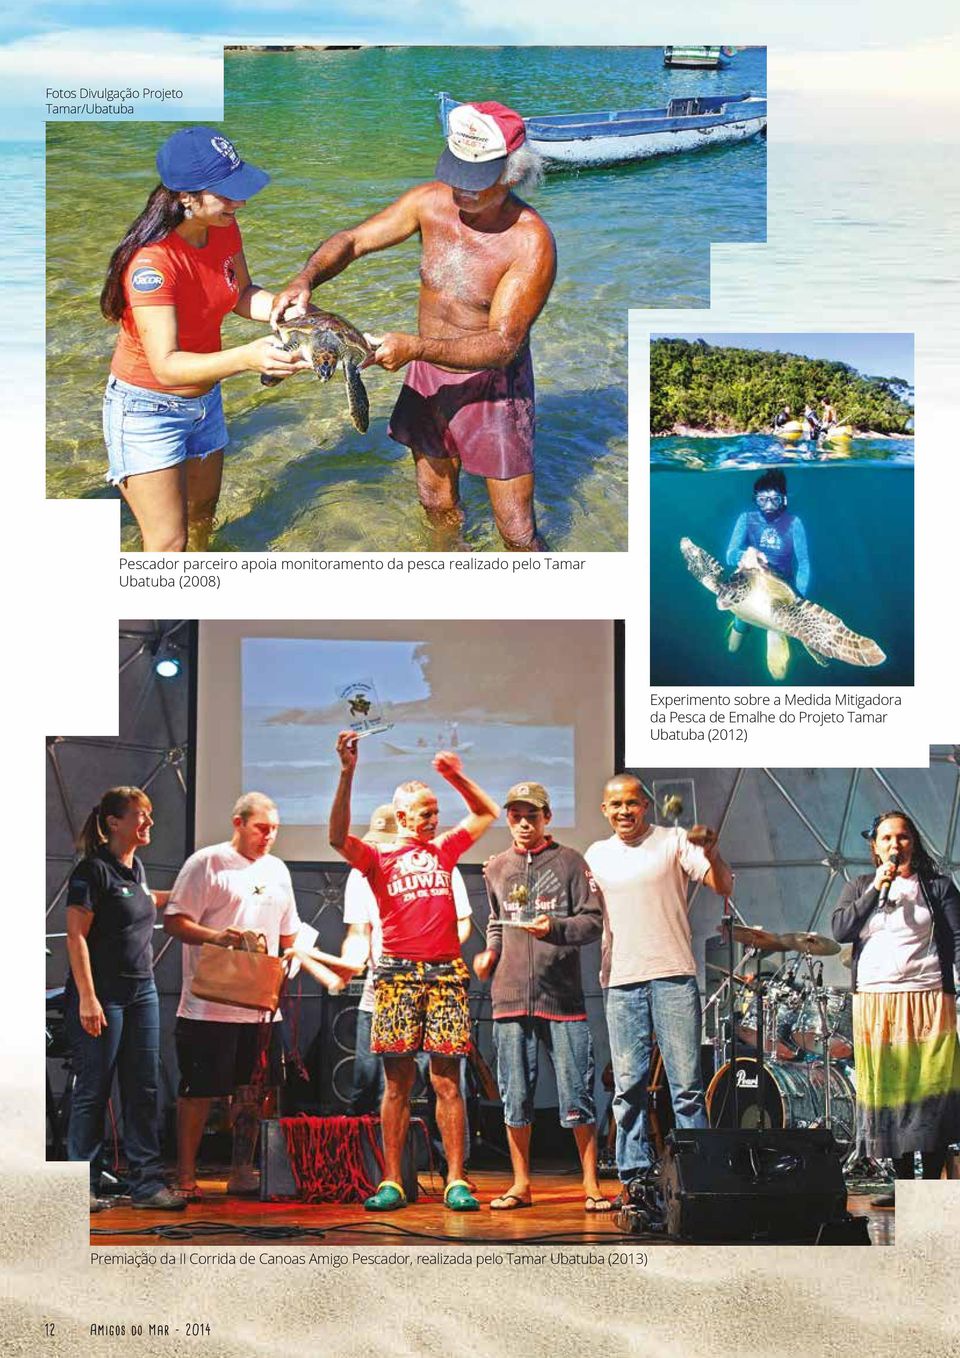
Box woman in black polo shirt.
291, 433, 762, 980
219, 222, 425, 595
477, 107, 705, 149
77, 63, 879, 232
65, 786, 183, 1211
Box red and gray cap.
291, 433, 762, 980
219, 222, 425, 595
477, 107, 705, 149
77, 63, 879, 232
436, 101, 526, 191
156, 126, 270, 200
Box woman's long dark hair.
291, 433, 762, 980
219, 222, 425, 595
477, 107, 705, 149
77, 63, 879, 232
77, 787, 150, 859
866, 809, 939, 880
100, 184, 185, 322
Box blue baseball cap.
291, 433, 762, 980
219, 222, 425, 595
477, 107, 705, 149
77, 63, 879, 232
156, 126, 270, 200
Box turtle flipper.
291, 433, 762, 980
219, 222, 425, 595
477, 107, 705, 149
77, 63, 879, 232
800, 642, 830, 668
765, 631, 790, 681
771, 598, 886, 668
680, 538, 725, 595
260, 335, 303, 388
344, 360, 370, 434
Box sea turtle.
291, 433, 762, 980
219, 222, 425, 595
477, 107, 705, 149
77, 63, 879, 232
679, 539, 886, 678
261, 311, 374, 433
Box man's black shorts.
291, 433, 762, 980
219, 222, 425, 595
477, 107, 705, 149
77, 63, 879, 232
175, 1018, 277, 1098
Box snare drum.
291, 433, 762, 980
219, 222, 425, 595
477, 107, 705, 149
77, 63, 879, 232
793, 987, 853, 1061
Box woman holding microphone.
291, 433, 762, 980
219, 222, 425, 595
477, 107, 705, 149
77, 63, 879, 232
832, 810, 960, 1198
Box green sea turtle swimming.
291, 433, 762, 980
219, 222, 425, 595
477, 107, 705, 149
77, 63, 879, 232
261, 311, 374, 433
679, 539, 886, 679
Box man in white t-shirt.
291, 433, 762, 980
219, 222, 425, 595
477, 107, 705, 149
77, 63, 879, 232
163, 793, 301, 1198
585, 773, 732, 1195
342, 804, 474, 1117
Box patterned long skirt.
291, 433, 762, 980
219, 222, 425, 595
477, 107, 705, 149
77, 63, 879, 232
853, 989, 960, 1157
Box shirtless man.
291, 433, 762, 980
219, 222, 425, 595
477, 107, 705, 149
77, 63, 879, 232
270, 101, 557, 550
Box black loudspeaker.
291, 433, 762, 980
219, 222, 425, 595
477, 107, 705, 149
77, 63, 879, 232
307, 989, 364, 1112
260, 1116, 420, 1203
659, 1128, 856, 1243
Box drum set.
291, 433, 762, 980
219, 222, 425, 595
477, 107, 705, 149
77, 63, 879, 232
704, 922, 858, 1148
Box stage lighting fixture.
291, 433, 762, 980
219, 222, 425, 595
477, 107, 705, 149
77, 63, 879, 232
152, 641, 182, 679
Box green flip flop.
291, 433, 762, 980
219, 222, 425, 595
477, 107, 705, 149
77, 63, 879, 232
444, 1179, 479, 1212
364, 1180, 407, 1211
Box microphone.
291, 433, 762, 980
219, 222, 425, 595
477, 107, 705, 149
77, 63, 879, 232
878, 849, 901, 911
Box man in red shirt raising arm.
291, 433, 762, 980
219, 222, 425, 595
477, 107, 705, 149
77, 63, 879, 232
329, 731, 500, 1211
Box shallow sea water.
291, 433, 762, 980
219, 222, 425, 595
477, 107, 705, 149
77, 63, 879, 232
45, 46, 766, 551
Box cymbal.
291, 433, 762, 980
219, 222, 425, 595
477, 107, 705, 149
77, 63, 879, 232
839, 944, 852, 969
726, 923, 787, 952
779, 931, 841, 957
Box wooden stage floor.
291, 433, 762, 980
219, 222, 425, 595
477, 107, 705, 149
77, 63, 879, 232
89, 1168, 894, 1248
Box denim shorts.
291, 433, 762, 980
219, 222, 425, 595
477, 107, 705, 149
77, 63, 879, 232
493, 1016, 596, 1128
102, 375, 228, 486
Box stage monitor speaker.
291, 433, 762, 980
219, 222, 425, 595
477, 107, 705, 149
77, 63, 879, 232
260, 1116, 420, 1203
308, 990, 363, 1113
660, 1128, 856, 1243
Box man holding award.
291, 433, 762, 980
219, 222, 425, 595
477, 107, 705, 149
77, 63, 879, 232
327, 730, 499, 1211
473, 782, 608, 1211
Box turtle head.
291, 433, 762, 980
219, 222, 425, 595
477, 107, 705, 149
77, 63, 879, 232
680, 537, 724, 596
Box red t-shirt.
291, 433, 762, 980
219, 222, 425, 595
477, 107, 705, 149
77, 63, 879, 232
111, 222, 243, 390
352, 828, 474, 962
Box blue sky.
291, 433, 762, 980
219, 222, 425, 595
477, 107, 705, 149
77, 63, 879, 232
654, 331, 914, 382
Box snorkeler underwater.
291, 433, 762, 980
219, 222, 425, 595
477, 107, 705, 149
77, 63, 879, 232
649, 334, 914, 687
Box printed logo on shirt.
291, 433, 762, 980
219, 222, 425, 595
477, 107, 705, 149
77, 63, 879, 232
211, 135, 241, 167
222, 257, 239, 292
131, 266, 165, 293
386, 848, 452, 903
759, 527, 783, 552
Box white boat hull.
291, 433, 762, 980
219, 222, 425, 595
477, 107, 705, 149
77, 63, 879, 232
532, 115, 766, 168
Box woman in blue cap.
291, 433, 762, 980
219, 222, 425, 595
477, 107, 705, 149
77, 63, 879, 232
100, 127, 308, 551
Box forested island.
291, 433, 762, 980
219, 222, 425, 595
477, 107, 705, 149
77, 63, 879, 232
650, 338, 914, 435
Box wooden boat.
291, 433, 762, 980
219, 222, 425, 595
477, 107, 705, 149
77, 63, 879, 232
438, 91, 766, 171
664, 45, 729, 69
383, 739, 474, 756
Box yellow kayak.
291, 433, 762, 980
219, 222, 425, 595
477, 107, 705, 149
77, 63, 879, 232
775, 420, 804, 440
822, 424, 853, 441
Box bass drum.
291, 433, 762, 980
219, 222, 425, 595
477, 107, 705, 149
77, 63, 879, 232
706, 1057, 856, 1144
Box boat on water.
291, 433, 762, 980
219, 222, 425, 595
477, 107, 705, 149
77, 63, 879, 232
383, 739, 475, 756
437, 91, 766, 170
663, 45, 730, 69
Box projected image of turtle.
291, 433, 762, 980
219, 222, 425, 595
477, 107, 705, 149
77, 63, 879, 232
680, 537, 886, 680
262, 311, 374, 433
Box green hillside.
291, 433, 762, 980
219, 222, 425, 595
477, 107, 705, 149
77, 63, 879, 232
650, 338, 914, 435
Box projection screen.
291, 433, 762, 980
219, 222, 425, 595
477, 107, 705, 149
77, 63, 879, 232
194, 620, 618, 864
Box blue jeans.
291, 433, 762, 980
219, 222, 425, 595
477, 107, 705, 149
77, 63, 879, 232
604, 976, 707, 1179
494, 1017, 596, 1128
350, 1008, 385, 1115
65, 976, 166, 1200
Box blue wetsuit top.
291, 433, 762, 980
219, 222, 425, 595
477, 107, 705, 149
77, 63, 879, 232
726, 510, 810, 595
